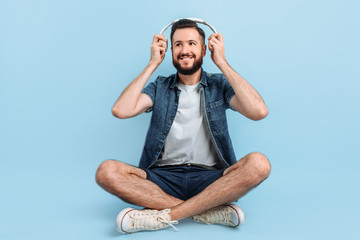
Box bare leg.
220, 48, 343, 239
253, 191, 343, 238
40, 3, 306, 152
169, 152, 271, 220
95, 160, 183, 209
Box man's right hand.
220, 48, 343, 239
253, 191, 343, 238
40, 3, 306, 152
150, 34, 167, 66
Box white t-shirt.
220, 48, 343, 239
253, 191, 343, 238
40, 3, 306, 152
154, 82, 219, 168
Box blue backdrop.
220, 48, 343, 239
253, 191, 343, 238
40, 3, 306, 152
1, 0, 359, 239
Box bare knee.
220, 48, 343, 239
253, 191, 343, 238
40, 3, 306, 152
95, 159, 122, 186
247, 152, 271, 180
95, 160, 146, 187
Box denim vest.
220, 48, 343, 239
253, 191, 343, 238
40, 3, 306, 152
140, 69, 237, 169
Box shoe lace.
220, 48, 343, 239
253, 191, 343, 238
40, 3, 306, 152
131, 214, 179, 231
197, 207, 232, 225
158, 217, 179, 231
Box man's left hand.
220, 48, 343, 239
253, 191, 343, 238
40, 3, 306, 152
208, 33, 227, 66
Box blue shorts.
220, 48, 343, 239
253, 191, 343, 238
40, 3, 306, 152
143, 165, 225, 201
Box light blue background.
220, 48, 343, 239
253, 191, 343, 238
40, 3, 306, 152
1, 0, 359, 239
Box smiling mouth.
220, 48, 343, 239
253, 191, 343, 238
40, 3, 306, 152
179, 55, 194, 61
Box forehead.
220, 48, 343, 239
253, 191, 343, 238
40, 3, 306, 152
172, 28, 202, 43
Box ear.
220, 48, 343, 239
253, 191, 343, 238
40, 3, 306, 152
202, 44, 206, 57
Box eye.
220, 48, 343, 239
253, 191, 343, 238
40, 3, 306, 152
175, 43, 182, 47
190, 42, 196, 46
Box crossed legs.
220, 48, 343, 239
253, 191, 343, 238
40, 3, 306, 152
95, 152, 271, 221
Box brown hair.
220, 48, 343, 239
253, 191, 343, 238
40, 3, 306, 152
170, 19, 205, 45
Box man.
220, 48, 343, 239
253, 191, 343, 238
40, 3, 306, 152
96, 19, 271, 234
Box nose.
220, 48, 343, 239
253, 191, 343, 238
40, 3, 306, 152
180, 44, 190, 55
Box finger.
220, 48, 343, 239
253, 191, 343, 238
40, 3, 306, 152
209, 33, 224, 44
209, 33, 221, 40
152, 34, 167, 44
153, 44, 166, 51
209, 39, 219, 47
208, 42, 214, 52
158, 46, 166, 52
153, 34, 166, 41
158, 40, 168, 48
159, 48, 166, 57
217, 33, 224, 40
156, 34, 167, 43
209, 38, 220, 45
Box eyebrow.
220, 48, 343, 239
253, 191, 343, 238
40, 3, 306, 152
173, 39, 199, 44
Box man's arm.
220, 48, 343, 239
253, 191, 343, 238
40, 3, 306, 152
208, 33, 268, 121
112, 34, 167, 119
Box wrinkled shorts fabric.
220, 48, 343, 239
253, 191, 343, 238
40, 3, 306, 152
143, 165, 225, 201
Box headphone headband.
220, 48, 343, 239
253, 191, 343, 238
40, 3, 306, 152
159, 18, 217, 34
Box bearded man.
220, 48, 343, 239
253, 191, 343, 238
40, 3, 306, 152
95, 19, 271, 234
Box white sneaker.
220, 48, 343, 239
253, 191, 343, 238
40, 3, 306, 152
115, 208, 179, 233
192, 204, 245, 227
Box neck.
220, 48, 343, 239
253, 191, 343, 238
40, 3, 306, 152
178, 68, 202, 85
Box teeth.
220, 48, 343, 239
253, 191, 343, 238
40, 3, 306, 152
182, 57, 191, 60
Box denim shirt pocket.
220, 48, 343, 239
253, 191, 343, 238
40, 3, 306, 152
206, 99, 228, 135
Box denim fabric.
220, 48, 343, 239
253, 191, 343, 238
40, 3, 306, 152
140, 68, 236, 169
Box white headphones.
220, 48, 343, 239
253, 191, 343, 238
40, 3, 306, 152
160, 17, 217, 35
159, 18, 217, 52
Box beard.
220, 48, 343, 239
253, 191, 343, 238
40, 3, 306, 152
173, 54, 203, 75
